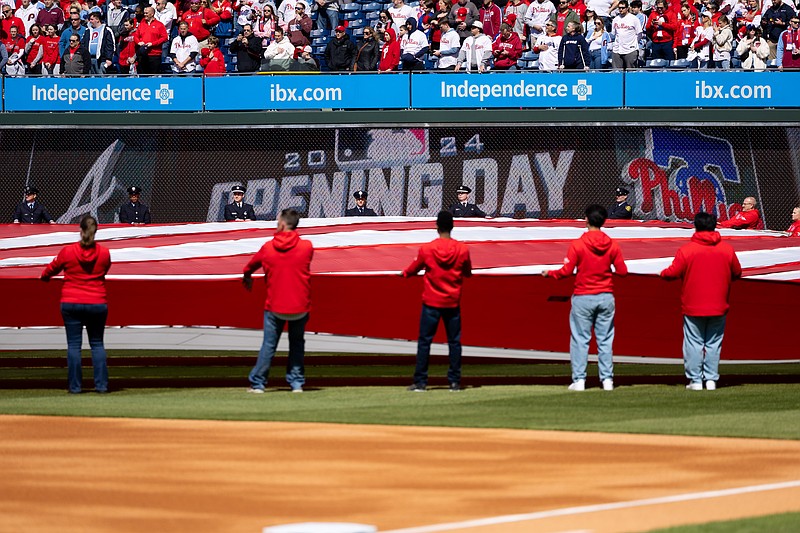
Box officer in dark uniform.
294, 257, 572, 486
449, 185, 486, 218
608, 186, 633, 220
224, 184, 257, 221
345, 190, 377, 216
13, 186, 55, 224
119, 186, 152, 225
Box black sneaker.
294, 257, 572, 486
407, 383, 426, 392
449, 382, 461, 392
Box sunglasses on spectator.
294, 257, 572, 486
70, 38, 79, 42
296, 5, 304, 9
364, 31, 372, 35
792, 19, 800, 23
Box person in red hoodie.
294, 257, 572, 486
40, 216, 112, 394
647, 0, 677, 60
492, 22, 522, 69
199, 34, 226, 73
718, 196, 762, 229
243, 208, 314, 394
134, 6, 168, 73
787, 206, 800, 236
182, 0, 220, 48
661, 211, 742, 391
403, 211, 472, 392
543, 204, 628, 392
379, 26, 400, 71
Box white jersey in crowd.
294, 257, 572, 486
155, 3, 177, 34
170, 33, 199, 72
389, 3, 417, 32
402, 28, 429, 56
437, 27, 460, 68
587, 0, 614, 17
524, 0, 556, 37
611, 12, 642, 54
264, 35, 295, 58
457, 33, 492, 70
15, 4, 39, 35
535, 33, 561, 70
278, 0, 307, 25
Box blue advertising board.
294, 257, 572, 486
410, 72, 624, 108
625, 71, 796, 108
4, 77, 203, 112
204, 74, 410, 111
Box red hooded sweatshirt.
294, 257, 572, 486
380, 27, 400, 71
660, 231, 742, 316
41, 242, 112, 304
548, 230, 628, 295
244, 230, 314, 314
719, 208, 761, 230
403, 237, 472, 308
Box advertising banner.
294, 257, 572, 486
411, 72, 624, 108
4, 77, 203, 112
204, 73, 410, 110
625, 71, 796, 108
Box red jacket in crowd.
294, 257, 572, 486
646, 9, 676, 43
660, 231, 742, 316
200, 46, 226, 74
41, 242, 112, 304
403, 237, 472, 309
243, 230, 313, 314
379, 27, 400, 71
134, 17, 168, 56
548, 230, 628, 295
674, 18, 698, 48
492, 29, 523, 69
182, 7, 220, 42
211, 0, 233, 21
40, 34, 60, 66
1, 15, 26, 38
719, 208, 761, 229
2, 34, 25, 57
787, 220, 800, 236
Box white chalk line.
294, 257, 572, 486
379, 479, 800, 533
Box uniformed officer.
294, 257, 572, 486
224, 185, 257, 221
608, 186, 633, 220
345, 190, 378, 216
449, 185, 486, 218
119, 186, 152, 225
13, 186, 55, 224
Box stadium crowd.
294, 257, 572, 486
1, 0, 799, 74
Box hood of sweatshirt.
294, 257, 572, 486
406, 17, 417, 33
384, 27, 395, 43
431, 238, 461, 268
580, 230, 612, 255
691, 230, 722, 246
77, 243, 101, 274
272, 230, 300, 252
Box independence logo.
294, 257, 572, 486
30, 82, 176, 105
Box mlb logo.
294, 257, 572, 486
335, 128, 430, 170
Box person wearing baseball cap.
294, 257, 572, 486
13, 186, 55, 224
449, 0, 479, 40
454, 20, 492, 72
345, 190, 378, 216
608, 186, 633, 219
224, 184, 257, 221
290, 44, 319, 71
449, 185, 487, 217
324, 24, 356, 71
119, 185, 152, 225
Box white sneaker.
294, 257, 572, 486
705, 380, 717, 391
247, 388, 264, 394
568, 380, 586, 391
602, 379, 614, 391
291, 387, 304, 394
686, 382, 702, 391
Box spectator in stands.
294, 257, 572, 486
24, 24, 43, 74
525, 0, 556, 46
16, 0, 40, 37
81, 12, 115, 74
40, 23, 60, 75
286, 1, 312, 47
581, 7, 597, 33
688, 11, 713, 67
587, 0, 617, 31
534, 19, 562, 70
36, 0, 65, 33
504, 0, 527, 42
390, 0, 417, 32
324, 24, 355, 70
169, 21, 199, 73
134, 6, 168, 74
660, 212, 741, 392
2, 26, 26, 76
608, 186, 632, 219
647, 0, 676, 60
611, 0, 642, 69
354, 25, 381, 70
378, 25, 400, 70
712, 14, 733, 67
776, 14, 800, 68
403, 211, 472, 393
703, 1, 723, 25
762, 0, 795, 59
82, 0, 103, 21
13, 186, 55, 224
674, 4, 698, 59
719, 196, 762, 229
263, 25, 294, 69
234, 0, 255, 35
492, 22, 522, 68
106, 0, 128, 39
400, 16, 429, 70
313, 0, 339, 32
224, 184, 256, 221
429, 0, 452, 51
2, 4, 26, 37
586, 16, 611, 67
454, 19, 490, 70
61, 31, 90, 74
117, 19, 137, 74
433, 16, 459, 68
551, 0, 581, 36
229, 23, 261, 71
733, 0, 760, 40
58, 10, 85, 56
290, 43, 319, 69
132, 4, 145, 25
418, 0, 437, 40
345, 190, 378, 216
211, 0, 234, 34
786, 206, 800, 236
377, 10, 399, 36
253, 4, 276, 56
182, 0, 220, 49
449, 185, 486, 217
119, 186, 151, 224
155, 0, 178, 36
277, 0, 305, 28
450, 0, 480, 41
559, 20, 590, 67
737, 22, 769, 67
543, 204, 628, 392
243, 208, 314, 394
569, 0, 588, 20
41, 216, 112, 395
479, 0, 502, 39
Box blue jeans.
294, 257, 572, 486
249, 312, 309, 390
413, 304, 462, 386
316, 7, 339, 31
683, 314, 726, 384
589, 49, 603, 70
61, 303, 108, 393
569, 293, 615, 382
